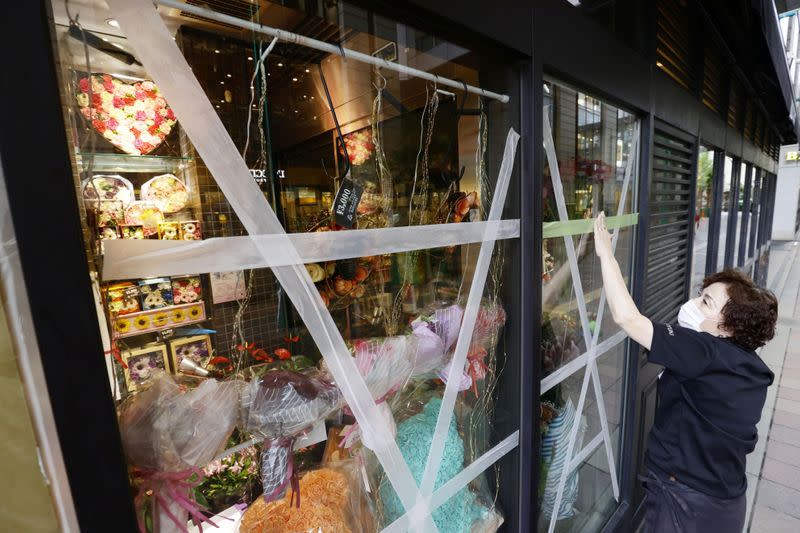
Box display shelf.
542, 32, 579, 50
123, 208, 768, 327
76, 151, 194, 173
112, 301, 207, 338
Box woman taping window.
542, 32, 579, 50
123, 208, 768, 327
594, 212, 777, 533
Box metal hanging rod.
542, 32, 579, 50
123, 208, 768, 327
153, 0, 510, 103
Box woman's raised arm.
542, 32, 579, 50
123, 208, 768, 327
594, 212, 653, 350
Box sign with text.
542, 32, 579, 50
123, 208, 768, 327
332, 177, 363, 228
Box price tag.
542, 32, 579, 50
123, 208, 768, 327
332, 177, 363, 228
159, 328, 175, 340
123, 286, 139, 298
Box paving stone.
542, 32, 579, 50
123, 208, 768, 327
753, 479, 800, 519
780, 377, 800, 390
773, 409, 800, 429
778, 386, 800, 402
775, 397, 800, 416
750, 504, 800, 533
763, 457, 800, 491
765, 441, 800, 467
768, 424, 800, 446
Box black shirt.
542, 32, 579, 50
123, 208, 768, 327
645, 322, 774, 499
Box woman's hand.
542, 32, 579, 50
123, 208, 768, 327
594, 211, 613, 259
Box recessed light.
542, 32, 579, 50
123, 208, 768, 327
305, 68, 310, 73
294, 110, 298, 113
220, 99, 225, 103
303, 95, 307, 98
267, 73, 271, 76
310, 96, 315, 100
220, 81, 225, 85
292, 77, 298, 82
214, 49, 220, 54
247, 56, 253, 61
106, 18, 120, 28
226, 74, 232, 78
216, 105, 220, 108
277, 62, 283, 67
313, 116, 317, 120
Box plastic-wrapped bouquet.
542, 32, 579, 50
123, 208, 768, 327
118, 374, 242, 533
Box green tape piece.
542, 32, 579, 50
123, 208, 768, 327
543, 213, 639, 239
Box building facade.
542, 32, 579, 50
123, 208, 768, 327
0, 1, 795, 532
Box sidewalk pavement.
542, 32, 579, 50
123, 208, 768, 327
745, 240, 800, 532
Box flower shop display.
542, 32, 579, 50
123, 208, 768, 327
113, 301, 207, 338
106, 282, 141, 315
121, 344, 170, 392
139, 278, 174, 310
171, 276, 202, 304
179, 220, 202, 240
120, 224, 146, 239
141, 174, 189, 213
158, 221, 181, 240
168, 335, 212, 375
118, 374, 241, 532
238, 462, 369, 533
82, 175, 135, 208
125, 201, 164, 237
379, 397, 503, 533
76, 74, 177, 156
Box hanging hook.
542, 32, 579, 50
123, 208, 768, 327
373, 67, 387, 91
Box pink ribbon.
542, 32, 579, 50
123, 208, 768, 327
134, 467, 221, 533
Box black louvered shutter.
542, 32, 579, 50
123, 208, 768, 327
644, 121, 696, 324
655, 0, 699, 92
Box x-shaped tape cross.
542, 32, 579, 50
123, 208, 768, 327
542, 113, 639, 532
106, 1, 521, 531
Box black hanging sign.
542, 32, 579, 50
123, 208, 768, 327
332, 177, 363, 228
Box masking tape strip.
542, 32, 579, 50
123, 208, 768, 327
108, 2, 437, 528
382, 430, 520, 533
539, 330, 628, 395
417, 130, 520, 508
102, 219, 520, 280
586, 121, 638, 503
542, 213, 638, 239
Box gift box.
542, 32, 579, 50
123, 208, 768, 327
179, 220, 202, 240
106, 282, 141, 315
120, 224, 145, 239
138, 278, 174, 310
171, 275, 202, 304
158, 221, 181, 240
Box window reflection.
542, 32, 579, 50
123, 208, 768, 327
718, 156, 734, 269
690, 146, 714, 290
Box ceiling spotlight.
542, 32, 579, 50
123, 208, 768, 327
247, 56, 253, 61
303, 95, 307, 99
220, 81, 225, 85
313, 116, 318, 120
215, 105, 220, 108
220, 99, 224, 103
294, 110, 299, 113
226, 73, 232, 78
214, 49, 220, 54
305, 68, 310, 73
106, 18, 120, 28
310, 96, 315, 100
277, 62, 283, 67
292, 77, 298, 82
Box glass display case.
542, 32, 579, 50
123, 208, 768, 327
45, 0, 523, 531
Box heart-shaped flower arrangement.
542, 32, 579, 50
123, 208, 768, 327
76, 74, 177, 156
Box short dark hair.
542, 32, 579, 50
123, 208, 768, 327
702, 269, 778, 350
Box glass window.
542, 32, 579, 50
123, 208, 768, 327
47, 2, 521, 530
540, 80, 637, 532
717, 156, 734, 269
748, 170, 762, 261
733, 162, 747, 266
691, 145, 714, 290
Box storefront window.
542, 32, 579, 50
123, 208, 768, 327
733, 162, 747, 266
717, 155, 734, 269
748, 170, 762, 265
540, 80, 637, 532
690, 145, 714, 290
48, 1, 522, 531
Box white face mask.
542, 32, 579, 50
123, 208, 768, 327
677, 300, 707, 332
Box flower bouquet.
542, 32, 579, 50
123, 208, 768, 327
118, 374, 242, 533
76, 74, 177, 156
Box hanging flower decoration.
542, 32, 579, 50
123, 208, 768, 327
76, 74, 177, 156
339, 130, 374, 166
